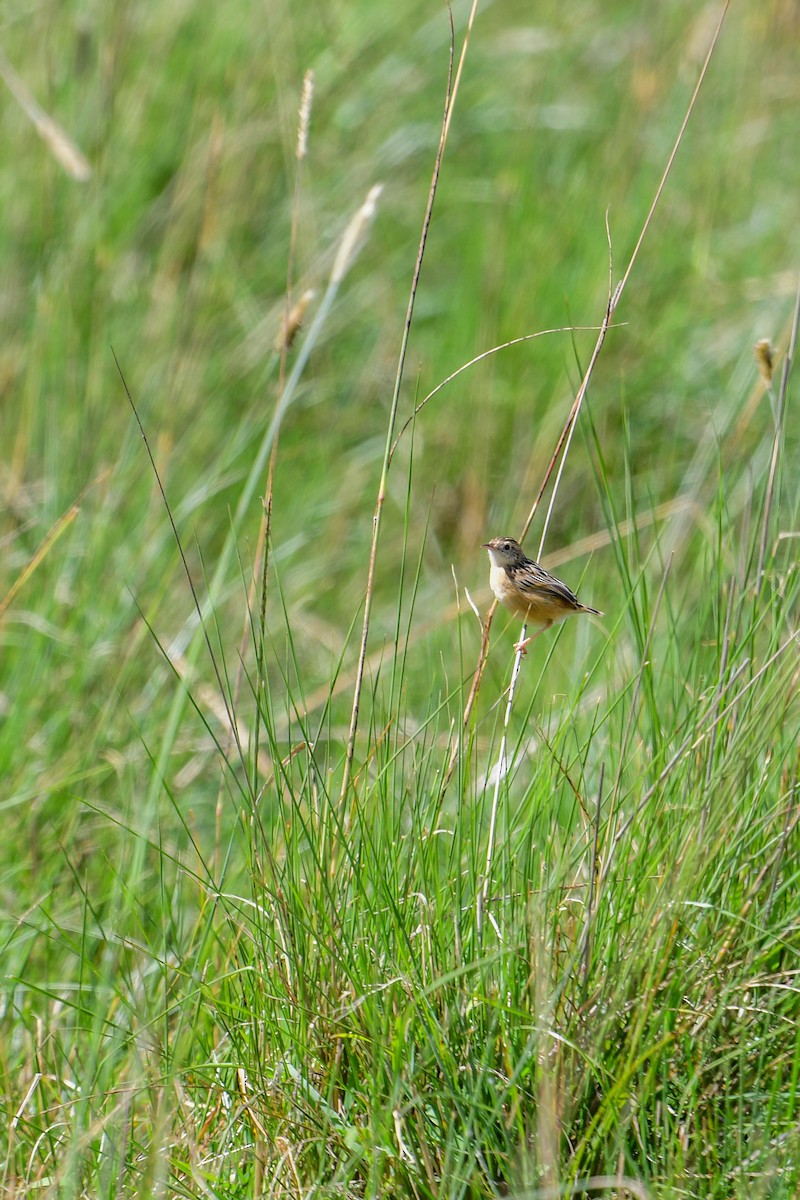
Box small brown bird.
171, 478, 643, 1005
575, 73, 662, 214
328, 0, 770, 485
483, 536, 603, 653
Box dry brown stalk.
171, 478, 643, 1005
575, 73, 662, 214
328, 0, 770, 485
443, 0, 732, 792
338, 4, 467, 809
0, 45, 91, 181
756, 281, 800, 585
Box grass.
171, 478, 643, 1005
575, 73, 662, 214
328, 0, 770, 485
2, 1, 800, 1197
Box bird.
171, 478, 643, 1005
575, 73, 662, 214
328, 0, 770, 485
482, 536, 603, 653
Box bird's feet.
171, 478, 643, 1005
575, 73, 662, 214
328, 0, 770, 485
513, 621, 551, 657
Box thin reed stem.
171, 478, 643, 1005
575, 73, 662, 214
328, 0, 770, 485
215, 69, 315, 876
339, 6, 463, 806
448, 0, 731, 782
140, 180, 382, 815
480, 633, 525, 924
756, 279, 800, 584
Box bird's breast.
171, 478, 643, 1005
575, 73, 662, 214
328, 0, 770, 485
489, 564, 568, 626
490, 564, 537, 621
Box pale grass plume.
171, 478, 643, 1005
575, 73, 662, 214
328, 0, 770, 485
0, 45, 91, 181
330, 183, 384, 284
296, 69, 314, 160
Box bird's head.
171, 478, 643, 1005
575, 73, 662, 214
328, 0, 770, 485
482, 536, 526, 568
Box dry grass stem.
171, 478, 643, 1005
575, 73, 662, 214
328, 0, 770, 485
756, 280, 800, 584
0, 45, 91, 181
274, 288, 315, 353
389, 325, 620, 463
449, 0, 732, 781
339, 8, 457, 806
480, 632, 526, 921
330, 183, 384, 285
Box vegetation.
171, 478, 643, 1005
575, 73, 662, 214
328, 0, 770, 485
2, 2, 798, 1197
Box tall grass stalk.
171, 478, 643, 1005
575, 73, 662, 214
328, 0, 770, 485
460, 0, 732, 774
128, 179, 385, 828
339, 10, 456, 806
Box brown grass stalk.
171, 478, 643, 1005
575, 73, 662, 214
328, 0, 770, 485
0, 45, 91, 181
756, 279, 800, 585
338, 3, 467, 807
444, 0, 731, 790
214, 70, 315, 873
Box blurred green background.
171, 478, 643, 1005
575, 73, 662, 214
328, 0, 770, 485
2, 0, 797, 959
2, 0, 796, 780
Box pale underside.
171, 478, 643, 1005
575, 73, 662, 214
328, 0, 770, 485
489, 563, 596, 628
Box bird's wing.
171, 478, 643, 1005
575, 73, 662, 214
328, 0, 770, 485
512, 564, 581, 607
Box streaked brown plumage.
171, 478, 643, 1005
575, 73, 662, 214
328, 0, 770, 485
483, 536, 602, 652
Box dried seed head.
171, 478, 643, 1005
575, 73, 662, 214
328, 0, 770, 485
0, 48, 91, 181
274, 289, 315, 353
754, 338, 775, 386
330, 183, 383, 284
296, 70, 314, 161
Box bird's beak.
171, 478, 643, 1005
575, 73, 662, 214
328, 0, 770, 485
481, 542, 491, 549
